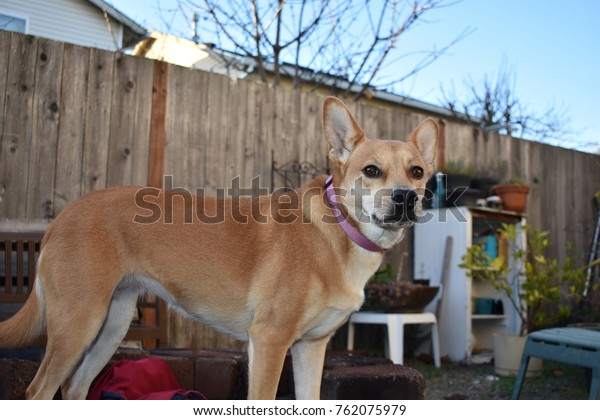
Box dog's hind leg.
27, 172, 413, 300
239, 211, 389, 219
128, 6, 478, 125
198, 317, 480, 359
291, 336, 330, 400
26, 296, 114, 400
25, 261, 126, 400
61, 285, 139, 400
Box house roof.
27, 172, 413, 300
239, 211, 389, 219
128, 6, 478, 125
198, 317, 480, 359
86, 0, 147, 47
204, 46, 470, 121
265, 60, 462, 119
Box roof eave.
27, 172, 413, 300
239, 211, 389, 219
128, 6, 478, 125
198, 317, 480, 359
86, 0, 147, 37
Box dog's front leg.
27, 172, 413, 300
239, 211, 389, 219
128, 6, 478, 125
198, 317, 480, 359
247, 333, 290, 399
291, 336, 330, 400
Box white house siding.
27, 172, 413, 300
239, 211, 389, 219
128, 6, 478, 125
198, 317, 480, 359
0, 0, 123, 51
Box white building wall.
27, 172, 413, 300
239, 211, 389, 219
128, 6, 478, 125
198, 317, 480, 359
0, 0, 123, 50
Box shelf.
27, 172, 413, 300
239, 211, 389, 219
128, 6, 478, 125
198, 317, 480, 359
468, 206, 525, 220
414, 206, 524, 362
471, 314, 507, 320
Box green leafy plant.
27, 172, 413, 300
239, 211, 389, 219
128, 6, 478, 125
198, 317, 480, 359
443, 159, 477, 176
460, 223, 598, 335
494, 176, 529, 187
369, 263, 396, 285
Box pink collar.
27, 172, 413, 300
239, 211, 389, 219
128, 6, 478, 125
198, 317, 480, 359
325, 176, 386, 253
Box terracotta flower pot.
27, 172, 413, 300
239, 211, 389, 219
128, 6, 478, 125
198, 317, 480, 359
493, 184, 530, 213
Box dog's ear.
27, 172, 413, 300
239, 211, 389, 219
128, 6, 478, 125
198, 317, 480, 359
323, 97, 366, 165
409, 118, 438, 167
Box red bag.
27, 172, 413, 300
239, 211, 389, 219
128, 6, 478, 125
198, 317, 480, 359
87, 358, 205, 400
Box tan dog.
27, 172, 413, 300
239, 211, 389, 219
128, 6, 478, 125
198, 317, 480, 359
0, 97, 437, 400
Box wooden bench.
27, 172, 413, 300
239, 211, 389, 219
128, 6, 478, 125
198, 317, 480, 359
511, 327, 600, 399
1, 229, 167, 348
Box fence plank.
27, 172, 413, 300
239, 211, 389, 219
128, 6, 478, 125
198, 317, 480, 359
26, 37, 64, 219
205, 72, 229, 191
81, 48, 114, 194
303, 92, 324, 173
106, 54, 138, 186
163, 65, 190, 190
147, 60, 168, 188
226, 77, 249, 186
257, 83, 275, 189
269, 86, 284, 189
131, 57, 153, 186
573, 149, 596, 266
54, 44, 89, 214
248, 81, 263, 187
0, 33, 38, 218
186, 69, 209, 191
525, 139, 543, 229
0, 30, 11, 156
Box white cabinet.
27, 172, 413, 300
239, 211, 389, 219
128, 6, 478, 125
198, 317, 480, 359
414, 207, 525, 362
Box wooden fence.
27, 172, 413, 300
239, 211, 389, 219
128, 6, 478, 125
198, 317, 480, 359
1, 31, 599, 349
444, 122, 600, 267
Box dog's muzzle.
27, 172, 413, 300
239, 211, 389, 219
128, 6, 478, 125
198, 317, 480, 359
386, 188, 419, 225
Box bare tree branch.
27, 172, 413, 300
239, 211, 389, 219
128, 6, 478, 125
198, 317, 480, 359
250, 0, 268, 81
183, 0, 464, 99
441, 61, 578, 144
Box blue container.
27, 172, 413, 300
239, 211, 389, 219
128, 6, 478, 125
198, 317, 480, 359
474, 298, 495, 315
485, 235, 498, 259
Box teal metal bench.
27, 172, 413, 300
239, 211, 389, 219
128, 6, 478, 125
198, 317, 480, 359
511, 327, 600, 399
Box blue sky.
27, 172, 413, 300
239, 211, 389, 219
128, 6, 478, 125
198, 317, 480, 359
110, 0, 600, 151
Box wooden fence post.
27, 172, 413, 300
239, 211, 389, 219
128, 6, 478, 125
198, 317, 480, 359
141, 60, 169, 348
147, 60, 168, 189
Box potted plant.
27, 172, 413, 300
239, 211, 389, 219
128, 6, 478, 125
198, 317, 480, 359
363, 264, 439, 313
460, 223, 596, 376
492, 178, 530, 213
425, 159, 481, 208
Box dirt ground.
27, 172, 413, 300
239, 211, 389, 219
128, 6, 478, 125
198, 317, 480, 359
405, 358, 591, 400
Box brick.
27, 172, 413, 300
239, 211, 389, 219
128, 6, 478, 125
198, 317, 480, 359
324, 354, 393, 370
1, 350, 422, 400
195, 356, 244, 399
189, 349, 293, 399
150, 349, 247, 398
0, 348, 45, 362
148, 349, 198, 391
150, 349, 250, 399
116, 349, 421, 400
321, 364, 425, 400
194, 351, 247, 400
0, 358, 39, 399
159, 356, 196, 391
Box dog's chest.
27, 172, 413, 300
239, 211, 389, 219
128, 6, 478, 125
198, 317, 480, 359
303, 250, 381, 339
303, 306, 358, 339
342, 248, 383, 290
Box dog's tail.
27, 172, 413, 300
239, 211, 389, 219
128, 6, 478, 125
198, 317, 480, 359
0, 274, 46, 348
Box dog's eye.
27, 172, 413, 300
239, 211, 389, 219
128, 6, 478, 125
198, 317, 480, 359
410, 166, 424, 180
363, 165, 381, 178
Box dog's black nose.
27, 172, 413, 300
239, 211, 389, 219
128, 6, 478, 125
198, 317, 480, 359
392, 189, 418, 219
392, 189, 417, 207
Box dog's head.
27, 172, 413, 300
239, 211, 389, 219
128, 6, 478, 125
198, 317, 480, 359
323, 97, 438, 249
